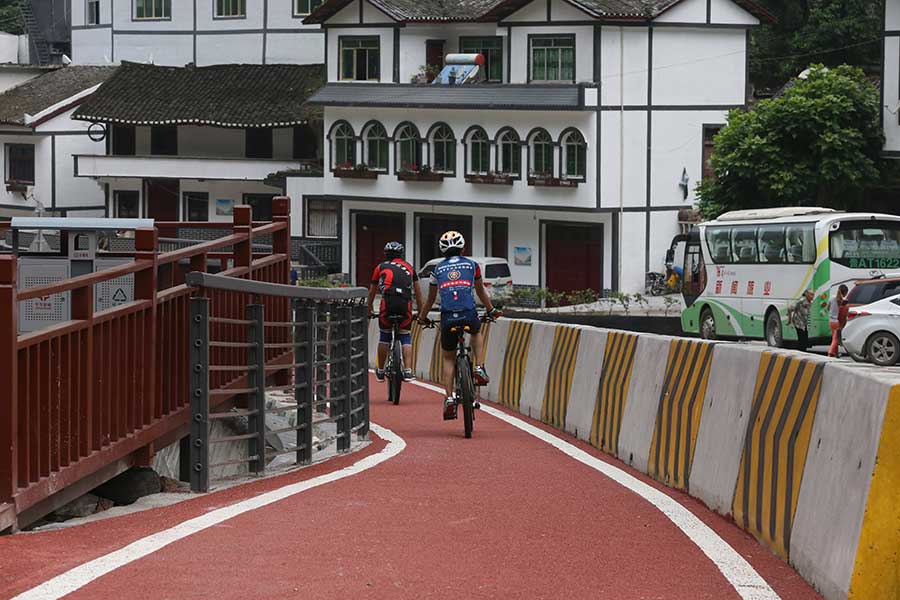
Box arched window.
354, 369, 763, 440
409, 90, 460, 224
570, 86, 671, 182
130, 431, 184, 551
496, 128, 520, 177
466, 127, 490, 175
430, 124, 456, 174
529, 129, 553, 177
561, 129, 586, 180
331, 121, 355, 168
364, 122, 388, 171
395, 123, 422, 171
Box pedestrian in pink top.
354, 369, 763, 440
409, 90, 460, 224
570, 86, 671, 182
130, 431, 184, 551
828, 284, 849, 357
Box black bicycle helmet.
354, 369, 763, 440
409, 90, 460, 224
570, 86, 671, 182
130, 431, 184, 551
384, 241, 404, 259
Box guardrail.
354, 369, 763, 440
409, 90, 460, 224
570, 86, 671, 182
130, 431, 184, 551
0, 199, 292, 532
185, 272, 369, 492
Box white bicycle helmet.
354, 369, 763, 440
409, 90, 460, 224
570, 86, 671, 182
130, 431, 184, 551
439, 230, 466, 255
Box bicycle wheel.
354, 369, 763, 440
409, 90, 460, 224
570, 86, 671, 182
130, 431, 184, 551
457, 356, 475, 438
390, 342, 402, 405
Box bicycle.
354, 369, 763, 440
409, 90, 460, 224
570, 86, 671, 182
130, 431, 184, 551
371, 314, 406, 405
423, 311, 498, 439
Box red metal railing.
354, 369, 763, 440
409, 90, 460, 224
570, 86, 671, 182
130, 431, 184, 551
0, 198, 291, 530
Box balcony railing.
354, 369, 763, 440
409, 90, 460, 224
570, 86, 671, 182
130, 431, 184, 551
74, 154, 322, 182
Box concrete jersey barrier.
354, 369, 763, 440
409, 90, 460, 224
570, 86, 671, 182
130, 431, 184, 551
365, 318, 900, 600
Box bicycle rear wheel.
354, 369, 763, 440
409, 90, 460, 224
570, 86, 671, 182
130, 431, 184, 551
389, 342, 402, 405
457, 356, 475, 438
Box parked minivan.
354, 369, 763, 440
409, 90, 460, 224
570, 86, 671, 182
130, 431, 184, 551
418, 256, 513, 306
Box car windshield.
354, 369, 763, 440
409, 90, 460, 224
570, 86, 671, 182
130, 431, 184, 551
830, 220, 900, 269
847, 281, 900, 305
485, 263, 511, 278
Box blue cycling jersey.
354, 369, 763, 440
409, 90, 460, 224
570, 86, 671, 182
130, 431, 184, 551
429, 256, 482, 313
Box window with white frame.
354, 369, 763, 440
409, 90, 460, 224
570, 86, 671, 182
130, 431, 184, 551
467, 128, 490, 175
295, 0, 324, 16
6, 144, 34, 185
306, 199, 339, 239
331, 122, 356, 168
395, 124, 422, 171
339, 38, 380, 81
364, 123, 388, 171
561, 130, 586, 180
215, 0, 245, 18
430, 125, 456, 174
497, 129, 520, 176
529, 35, 575, 82
134, 0, 171, 19
87, 0, 101, 24
528, 130, 553, 177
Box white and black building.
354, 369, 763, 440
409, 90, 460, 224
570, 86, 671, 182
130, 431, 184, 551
290, 0, 772, 292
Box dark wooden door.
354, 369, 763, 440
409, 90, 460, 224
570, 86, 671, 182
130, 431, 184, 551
426, 40, 445, 71
145, 179, 180, 237
355, 213, 405, 287
418, 215, 472, 265
545, 223, 602, 295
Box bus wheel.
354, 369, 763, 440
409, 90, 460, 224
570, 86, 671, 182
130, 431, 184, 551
765, 310, 783, 348
700, 308, 717, 340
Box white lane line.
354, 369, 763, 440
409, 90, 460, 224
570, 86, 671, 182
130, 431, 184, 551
408, 378, 780, 600
14, 423, 405, 600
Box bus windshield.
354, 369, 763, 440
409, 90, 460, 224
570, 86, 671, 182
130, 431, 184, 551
830, 220, 900, 270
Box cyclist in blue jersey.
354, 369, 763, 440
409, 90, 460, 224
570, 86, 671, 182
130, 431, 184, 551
418, 231, 501, 419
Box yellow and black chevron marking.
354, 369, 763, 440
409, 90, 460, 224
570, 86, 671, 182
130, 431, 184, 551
541, 326, 582, 429
480, 322, 492, 365
409, 320, 422, 371
589, 331, 638, 455
429, 328, 444, 383
498, 321, 533, 410
648, 339, 714, 491
732, 352, 824, 560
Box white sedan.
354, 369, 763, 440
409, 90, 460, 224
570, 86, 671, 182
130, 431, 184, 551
843, 293, 900, 366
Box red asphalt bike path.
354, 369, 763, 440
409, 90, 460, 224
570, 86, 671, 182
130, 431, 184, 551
0, 375, 821, 600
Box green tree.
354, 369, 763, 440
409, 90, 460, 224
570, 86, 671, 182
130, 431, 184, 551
696, 64, 883, 219
0, 0, 22, 36
750, 0, 881, 90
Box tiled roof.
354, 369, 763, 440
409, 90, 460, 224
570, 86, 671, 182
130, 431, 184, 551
73, 62, 325, 128
308, 83, 584, 110
307, 0, 774, 23
0, 66, 118, 126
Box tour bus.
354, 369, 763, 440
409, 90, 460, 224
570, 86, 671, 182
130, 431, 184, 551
676, 207, 900, 346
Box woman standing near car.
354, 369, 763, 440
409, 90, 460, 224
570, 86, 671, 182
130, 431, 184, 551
829, 284, 849, 357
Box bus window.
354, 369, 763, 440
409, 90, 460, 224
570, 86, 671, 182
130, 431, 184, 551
830, 220, 900, 270
705, 227, 731, 264
785, 224, 816, 264
731, 227, 758, 263
757, 225, 786, 263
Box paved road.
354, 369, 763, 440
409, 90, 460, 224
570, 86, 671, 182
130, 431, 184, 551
1, 376, 820, 599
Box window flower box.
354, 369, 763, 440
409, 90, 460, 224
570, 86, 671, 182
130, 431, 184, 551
397, 169, 444, 182
465, 173, 514, 185
527, 175, 580, 188
332, 163, 379, 179
333, 168, 379, 179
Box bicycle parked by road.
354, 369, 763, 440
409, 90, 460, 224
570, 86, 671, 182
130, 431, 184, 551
423, 311, 498, 438
371, 314, 407, 405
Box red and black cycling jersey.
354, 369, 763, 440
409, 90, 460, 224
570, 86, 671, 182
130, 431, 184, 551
371, 258, 418, 300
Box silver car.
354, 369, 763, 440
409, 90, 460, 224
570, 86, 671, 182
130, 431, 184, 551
842, 293, 900, 366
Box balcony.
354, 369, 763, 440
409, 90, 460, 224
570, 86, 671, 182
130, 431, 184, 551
74, 154, 322, 182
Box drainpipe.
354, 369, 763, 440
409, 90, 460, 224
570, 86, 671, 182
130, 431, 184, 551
617, 26, 625, 291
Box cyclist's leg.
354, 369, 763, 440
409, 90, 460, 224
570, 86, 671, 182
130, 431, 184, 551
439, 317, 458, 397
376, 307, 391, 370
399, 300, 414, 369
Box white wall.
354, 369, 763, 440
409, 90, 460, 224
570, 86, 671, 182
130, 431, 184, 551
652, 28, 746, 106
655, 0, 706, 23
70, 0, 325, 66
600, 27, 650, 106
323, 107, 597, 209
0, 67, 45, 94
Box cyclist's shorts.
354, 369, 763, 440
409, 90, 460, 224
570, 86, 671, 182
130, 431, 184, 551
379, 295, 412, 332
379, 330, 412, 345
440, 309, 480, 352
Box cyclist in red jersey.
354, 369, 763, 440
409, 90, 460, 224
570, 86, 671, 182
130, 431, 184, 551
366, 241, 424, 382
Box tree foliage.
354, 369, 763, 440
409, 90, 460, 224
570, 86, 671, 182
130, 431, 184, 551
696, 65, 883, 219
750, 0, 881, 90
0, 0, 22, 36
